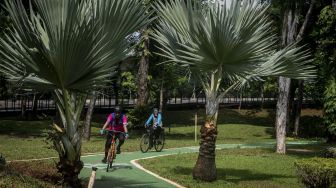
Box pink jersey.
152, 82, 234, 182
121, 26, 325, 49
107, 113, 127, 132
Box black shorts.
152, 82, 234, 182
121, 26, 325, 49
148, 126, 163, 137
105, 132, 125, 149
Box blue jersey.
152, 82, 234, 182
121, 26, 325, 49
146, 113, 162, 127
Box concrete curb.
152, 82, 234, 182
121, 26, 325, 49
130, 155, 186, 188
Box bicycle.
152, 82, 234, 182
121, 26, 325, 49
103, 130, 124, 172
140, 125, 165, 153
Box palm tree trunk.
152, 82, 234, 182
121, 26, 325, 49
193, 91, 219, 181
52, 90, 86, 187
83, 91, 97, 141
294, 80, 304, 136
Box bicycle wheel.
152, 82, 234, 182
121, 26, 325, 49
140, 134, 150, 153
106, 142, 116, 172
154, 132, 165, 152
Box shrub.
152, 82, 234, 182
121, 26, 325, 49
324, 147, 336, 158
0, 154, 5, 171
295, 158, 336, 188
127, 105, 153, 130
324, 78, 336, 142
299, 116, 326, 138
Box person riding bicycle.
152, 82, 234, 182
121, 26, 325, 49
145, 108, 163, 148
100, 106, 128, 163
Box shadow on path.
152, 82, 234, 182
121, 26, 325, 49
172, 166, 294, 184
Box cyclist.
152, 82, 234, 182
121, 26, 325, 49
100, 106, 128, 163
145, 108, 163, 148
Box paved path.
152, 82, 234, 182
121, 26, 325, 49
79, 141, 318, 188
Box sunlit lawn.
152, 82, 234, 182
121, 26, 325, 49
0, 108, 322, 160
139, 147, 326, 188
0, 108, 327, 188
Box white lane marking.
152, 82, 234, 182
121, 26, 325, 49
84, 163, 132, 170
130, 156, 186, 188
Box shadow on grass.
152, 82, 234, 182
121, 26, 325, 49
172, 166, 294, 184
165, 109, 276, 128
262, 143, 328, 158
88, 176, 161, 188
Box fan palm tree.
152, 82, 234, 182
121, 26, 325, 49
0, 0, 150, 186
153, 0, 315, 181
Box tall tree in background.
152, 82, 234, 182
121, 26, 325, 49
0, 0, 149, 186
137, 28, 150, 106
275, 0, 315, 153
154, 0, 314, 181
137, 0, 156, 107
312, 3, 336, 142
83, 91, 97, 141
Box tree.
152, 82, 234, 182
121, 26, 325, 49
312, 4, 336, 142
154, 0, 315, 181
136, 0, 157, 107
0, 0, 149, 186
274, 0, 315, 153
83, 91, 96, 141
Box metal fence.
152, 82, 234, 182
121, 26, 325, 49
0, 90, 313, 112
1, 95, 313, 112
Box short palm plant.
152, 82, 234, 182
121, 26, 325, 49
0, 0, 150, 186
154, 0, 315, 181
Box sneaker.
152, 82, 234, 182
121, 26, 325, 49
101, 158, 107, 163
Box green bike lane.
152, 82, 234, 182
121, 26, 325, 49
79, 141, 319, 188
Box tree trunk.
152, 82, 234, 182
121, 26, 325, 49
137, 30, 149, 107
83, 91, 97, 141
52, 90, 86, 187
159, 81, 164, 112
260, 83, 264, 109
21, 95, 27, 119
276, 77, 291, 154
294, 80, 304, 136
333, 0, 336, 10
238, 92, 242, 111
276, 7, 298, 154
32, 93, 39, 119
193, 91, 219, 181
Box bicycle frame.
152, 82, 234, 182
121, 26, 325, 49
105, 130, 124, 172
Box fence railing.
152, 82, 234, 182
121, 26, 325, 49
0, 96, 314, 112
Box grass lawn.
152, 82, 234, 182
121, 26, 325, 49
0, 108, 322, 160
0, 108, 326, 187
139, 146, 326, 188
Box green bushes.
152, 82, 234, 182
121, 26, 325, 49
299, 116, 326, 138
324, 147, 336, 158
0, 154, 5, 171
295, 158, 336, 188
324, 78, 336, 142
127, 105, 152, 130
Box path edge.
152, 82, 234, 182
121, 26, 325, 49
130, 155, 186, 188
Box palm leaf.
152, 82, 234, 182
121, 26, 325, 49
0, 0, 151, 91
153, 0, 315, 86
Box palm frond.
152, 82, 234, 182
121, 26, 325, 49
0, 0, 151, 91
153, 0, 315, 84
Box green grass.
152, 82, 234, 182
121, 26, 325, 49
0, 168, 56, 188
139, 146, 326, 188
0, 109, 321, 160
0, 108, 326, 187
